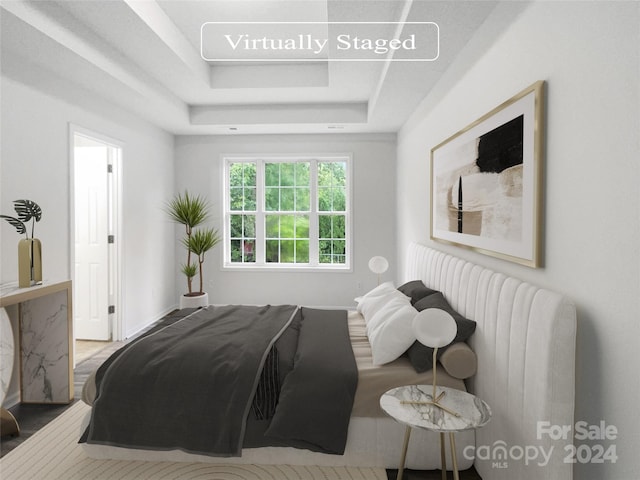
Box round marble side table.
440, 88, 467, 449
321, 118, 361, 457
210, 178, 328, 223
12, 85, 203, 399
0, 307, 19, 436
380, 385, 491, 480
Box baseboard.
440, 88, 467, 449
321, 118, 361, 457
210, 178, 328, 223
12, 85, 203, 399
123, 304, 178, 340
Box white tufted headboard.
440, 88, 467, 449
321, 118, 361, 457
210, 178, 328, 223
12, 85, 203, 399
405, 243, 577, 480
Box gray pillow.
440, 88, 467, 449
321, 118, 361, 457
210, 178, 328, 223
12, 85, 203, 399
397, 280, 438, 305
406, 292, 477, 373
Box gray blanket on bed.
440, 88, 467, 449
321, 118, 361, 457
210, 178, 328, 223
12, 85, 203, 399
82, 304, 357, 457
265, 307, 357, 453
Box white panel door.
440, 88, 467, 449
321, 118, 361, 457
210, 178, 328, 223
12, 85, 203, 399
74, 145, 110, 340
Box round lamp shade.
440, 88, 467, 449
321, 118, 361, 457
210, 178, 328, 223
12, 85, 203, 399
412, 308, 457, 348
368, 256, 389, 274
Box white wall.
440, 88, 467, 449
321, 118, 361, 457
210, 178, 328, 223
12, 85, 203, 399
174, 133, 397, 307
397, 2, 639, 479
0, 69, 176, 340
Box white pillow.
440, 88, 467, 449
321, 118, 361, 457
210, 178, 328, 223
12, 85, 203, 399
366, 292, 413, 335
355, 282, 409, 324
367, 296, 418, 365
354, 281, 396, 312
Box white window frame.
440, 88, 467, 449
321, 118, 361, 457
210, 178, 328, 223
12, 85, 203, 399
222, 154, 352, 271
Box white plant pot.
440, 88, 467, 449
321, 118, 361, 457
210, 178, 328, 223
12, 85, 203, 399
179, 292, 209, 309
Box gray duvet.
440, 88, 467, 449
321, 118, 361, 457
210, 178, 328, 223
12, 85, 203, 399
80, 305, 357, 457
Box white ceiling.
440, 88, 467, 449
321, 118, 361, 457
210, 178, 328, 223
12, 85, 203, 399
0, 0, 511, 135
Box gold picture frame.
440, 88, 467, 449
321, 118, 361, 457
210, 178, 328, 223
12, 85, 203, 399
430, 81, 545, 268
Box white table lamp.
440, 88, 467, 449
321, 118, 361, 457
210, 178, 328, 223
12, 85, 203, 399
410, 308, 459, 416
368, 256, 389, 285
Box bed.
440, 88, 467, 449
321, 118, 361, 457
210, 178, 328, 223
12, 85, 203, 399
80, 243, 576, 479
80, 303, 475, 469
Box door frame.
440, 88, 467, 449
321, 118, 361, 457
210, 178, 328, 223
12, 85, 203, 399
69, 124, 124, 343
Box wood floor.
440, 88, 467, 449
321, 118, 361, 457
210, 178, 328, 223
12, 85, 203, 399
1, 325, 482, 480
76, 339, 113, 364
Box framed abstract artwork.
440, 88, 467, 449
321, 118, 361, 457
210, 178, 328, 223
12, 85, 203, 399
430, 81, 545, 267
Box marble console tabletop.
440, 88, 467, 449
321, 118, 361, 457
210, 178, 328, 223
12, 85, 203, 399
1, 280, 71, 305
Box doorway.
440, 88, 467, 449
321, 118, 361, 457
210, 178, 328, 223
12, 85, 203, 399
70, 126, 122, 351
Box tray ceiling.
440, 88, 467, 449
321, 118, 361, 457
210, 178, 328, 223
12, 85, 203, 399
0, 1, 524, 135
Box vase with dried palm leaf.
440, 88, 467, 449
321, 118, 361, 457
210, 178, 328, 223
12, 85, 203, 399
1, 199, 43, 288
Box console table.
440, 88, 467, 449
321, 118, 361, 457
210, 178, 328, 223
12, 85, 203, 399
0, 281, 74, 435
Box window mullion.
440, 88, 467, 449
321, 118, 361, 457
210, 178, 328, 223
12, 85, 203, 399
309, 160, 319, 266
255, 160, 266, 265
224, 160, 231, 264
345, 159, 352, 268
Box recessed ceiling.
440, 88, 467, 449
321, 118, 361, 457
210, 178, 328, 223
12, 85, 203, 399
0, 0, 515, 135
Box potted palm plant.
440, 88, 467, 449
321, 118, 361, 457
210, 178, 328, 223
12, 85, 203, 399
166, 191, 220, 308
185, 228, 220, 297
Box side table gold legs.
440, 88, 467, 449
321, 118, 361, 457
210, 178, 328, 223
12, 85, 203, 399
449, 432, 459, 480
437, 431, 460, 480
395, 427, 460, 480
0, 407, 19, 437
440, 432, 447, 480
396, 426, 412, 480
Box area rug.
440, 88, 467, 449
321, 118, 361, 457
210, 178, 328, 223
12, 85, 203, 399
0, 402, 387, 480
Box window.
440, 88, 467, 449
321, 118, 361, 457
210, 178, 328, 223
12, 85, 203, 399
224, 155, 351, 269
